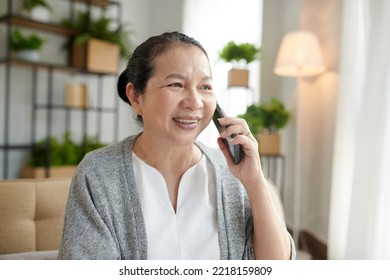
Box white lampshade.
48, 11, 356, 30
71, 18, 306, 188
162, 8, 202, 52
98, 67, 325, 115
274, 31, 326, 77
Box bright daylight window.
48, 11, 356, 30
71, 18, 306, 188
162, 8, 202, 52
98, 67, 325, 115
183, 0, 263, 146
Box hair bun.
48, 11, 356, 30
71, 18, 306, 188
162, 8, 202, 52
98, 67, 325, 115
117, 70, 130, 105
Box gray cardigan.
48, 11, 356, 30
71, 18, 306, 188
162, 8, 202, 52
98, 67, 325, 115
58, 134, 295, 260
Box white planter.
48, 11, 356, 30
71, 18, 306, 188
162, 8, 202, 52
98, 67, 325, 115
30, 7, 51, 22
13, 50, 40, 62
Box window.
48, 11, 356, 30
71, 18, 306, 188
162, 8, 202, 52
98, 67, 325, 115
183, 0, 263, 145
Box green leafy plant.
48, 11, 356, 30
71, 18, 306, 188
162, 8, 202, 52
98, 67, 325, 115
28, 131, 106, 167
61, 11, 134, 58
219, 41, 261, 65
9, 29, 45, 51
22, 0, 52, 12
239, 98, 290, 135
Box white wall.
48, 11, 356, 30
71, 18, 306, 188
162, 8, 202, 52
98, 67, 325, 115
261, 0, 300, 234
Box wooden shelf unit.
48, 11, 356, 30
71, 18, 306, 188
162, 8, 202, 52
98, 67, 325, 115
0, 0, 122, 179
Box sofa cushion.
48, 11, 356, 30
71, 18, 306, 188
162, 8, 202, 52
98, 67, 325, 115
0, 179, 70, 255
36, 180, 71, 251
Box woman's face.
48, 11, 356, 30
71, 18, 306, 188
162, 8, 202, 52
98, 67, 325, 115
136, 45, 216, 146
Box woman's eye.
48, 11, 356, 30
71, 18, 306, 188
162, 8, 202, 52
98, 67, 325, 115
169, 83, 183, 88
199, 84, 212, 91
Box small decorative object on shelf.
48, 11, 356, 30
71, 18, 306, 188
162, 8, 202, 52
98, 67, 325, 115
65, 83, 89, 108
9, 28, 46, 61
238, 98, 290, 155
62, 11, 134, 73
21, 0, 52, 22
219, 41, 261, 87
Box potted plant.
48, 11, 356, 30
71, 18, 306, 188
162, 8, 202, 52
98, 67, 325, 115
21, 0, 52, 22
22, 131, 106, 178
219, 41, 261, 87
9, 29, 45, 62
62, 12, 133, 73
239, 98, 290, 155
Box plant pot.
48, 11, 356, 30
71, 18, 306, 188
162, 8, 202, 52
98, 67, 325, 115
71, 38, 120, 74
21, 165, 77, 179
65, 83, 89, 108
30, 7, 51, 22
228, 68, 249, 87
13, 50, 40, 62
258, 132, 281, 155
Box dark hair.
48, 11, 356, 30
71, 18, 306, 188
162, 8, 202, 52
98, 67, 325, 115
117, 31, 209, 105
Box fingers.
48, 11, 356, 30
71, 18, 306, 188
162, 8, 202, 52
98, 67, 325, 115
217, 117, 256, 142
218, 116, 247, 131
216, 117, 259, 159
217, 117, 264, 185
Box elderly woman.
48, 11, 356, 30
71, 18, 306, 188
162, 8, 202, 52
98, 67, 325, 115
58, 31, 295, 260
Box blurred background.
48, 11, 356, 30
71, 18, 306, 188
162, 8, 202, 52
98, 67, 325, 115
1, 0, 389, 260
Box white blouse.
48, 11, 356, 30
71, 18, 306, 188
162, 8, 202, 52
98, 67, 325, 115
132, 152, 220, 260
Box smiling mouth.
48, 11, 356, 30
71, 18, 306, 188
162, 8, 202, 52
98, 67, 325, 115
173, 118, 199, 124
172, 118, 200, 129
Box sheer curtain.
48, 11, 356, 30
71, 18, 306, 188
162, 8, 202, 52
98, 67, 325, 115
183, 0, 262, 147
328, 0, 390, 259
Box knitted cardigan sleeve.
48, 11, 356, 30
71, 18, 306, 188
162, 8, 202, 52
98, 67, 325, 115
57, 159, 120, 259
58, 135, 147, 260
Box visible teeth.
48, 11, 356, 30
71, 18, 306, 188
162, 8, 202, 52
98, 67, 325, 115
175, 119, 198, 124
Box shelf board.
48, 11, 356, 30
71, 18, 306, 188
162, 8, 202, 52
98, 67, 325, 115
0, 144, 33, 150
1, 57, 82, 72
35, 104, 117, 112
0, 58, 118, 76
72, 0, 117, 8
0, 15, 78, 36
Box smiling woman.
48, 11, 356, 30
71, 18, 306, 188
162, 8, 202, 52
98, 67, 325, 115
57, 31, 295, 260
127, 45, 215, 148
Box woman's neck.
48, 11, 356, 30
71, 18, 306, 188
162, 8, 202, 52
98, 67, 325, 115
132, 133, 202, 176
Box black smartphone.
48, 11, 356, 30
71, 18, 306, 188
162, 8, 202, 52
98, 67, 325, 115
212, 103, 242, 164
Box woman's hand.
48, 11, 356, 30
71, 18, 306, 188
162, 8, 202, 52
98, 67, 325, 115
216, 117, 265, 188
217, 117, 292, 259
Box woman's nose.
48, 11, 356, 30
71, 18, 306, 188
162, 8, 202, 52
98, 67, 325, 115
181, 88, 204, 110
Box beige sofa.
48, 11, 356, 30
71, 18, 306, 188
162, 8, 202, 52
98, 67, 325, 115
0, 178, 71, 259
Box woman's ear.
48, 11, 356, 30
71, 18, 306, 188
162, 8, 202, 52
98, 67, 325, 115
126, 83, 142, 116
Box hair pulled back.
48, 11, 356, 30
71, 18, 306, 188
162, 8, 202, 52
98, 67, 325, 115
117, 31, 209, 105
